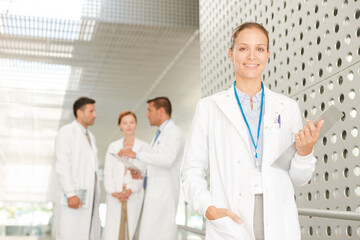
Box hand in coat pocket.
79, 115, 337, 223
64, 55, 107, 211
207, 215, 250, 239
205, 205, 242, 224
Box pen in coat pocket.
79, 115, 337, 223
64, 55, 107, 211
278, 114, 281, 128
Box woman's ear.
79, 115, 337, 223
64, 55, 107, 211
228, 48, 234, 62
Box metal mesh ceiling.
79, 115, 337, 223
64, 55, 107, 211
0, 0, 200, 202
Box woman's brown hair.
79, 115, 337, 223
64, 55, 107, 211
118, 111, 137, 125
229, 22, 269, 51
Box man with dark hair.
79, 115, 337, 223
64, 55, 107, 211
55, 97, 101, 240
73, 97, 96, 118
119, 96, 185, 240
146, 96, 172, 117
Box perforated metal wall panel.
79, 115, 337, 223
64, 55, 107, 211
199, 0, 359, 239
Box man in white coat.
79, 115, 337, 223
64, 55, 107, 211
181, 22, 324, 240
55, 97, 101, 240
119, 97, 185, 240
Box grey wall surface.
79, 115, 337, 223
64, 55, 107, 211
199, 0, 359, 239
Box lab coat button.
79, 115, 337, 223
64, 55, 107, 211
238, 193, 242, 196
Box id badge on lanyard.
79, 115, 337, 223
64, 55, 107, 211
254, 171, 263, 194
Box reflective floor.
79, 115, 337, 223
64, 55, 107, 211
178, 229, 204, 240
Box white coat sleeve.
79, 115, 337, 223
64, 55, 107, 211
127, 141, 148, 191
181, 99, 214, 217
132, 141, 150, 175
103, 144, 117, 193
289, 103, 316, 186
55, 128, 76, 197
127, 178, 143, 193
136, 128, 184, 168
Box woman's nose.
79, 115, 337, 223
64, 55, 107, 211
247, 49, 256, 59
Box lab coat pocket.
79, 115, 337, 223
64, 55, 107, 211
208, 217, 248, 239
208, 216, 229, 234
272, 127, 294, 157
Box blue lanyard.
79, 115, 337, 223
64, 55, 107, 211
233, 81, 264, 160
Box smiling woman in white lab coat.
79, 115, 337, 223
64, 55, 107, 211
182, 22, 324, 240
102, 111, 149, 240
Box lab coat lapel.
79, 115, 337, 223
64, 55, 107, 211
263, 87, 286, 165
73, 121, 98, 172
151, 120, 172, 149
119, 138, 124, 151
263, 88, 280, 130
73, 121, 94, 151
132, 137, 141, 152
72, 121, 89, 148
89, 132, 96, 153
213, 87, 251, 152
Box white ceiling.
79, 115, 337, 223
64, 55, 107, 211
0, 0, 200, 202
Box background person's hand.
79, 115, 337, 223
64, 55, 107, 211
118, 193, 129, 202
205, 205, 242, 224
118, 149, 136, 159
295, 119, 325, 156
118, 189, 132, 202
130, 169, 142, 179
112, 192, 128, 202
112, 192, 121, 199
67, 196, 82, 209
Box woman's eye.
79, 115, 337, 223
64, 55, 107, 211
257, 48, 265, 52
239, 47, 246, 51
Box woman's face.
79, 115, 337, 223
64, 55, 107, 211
229, 27, 270, 82
119, 114, 137, 135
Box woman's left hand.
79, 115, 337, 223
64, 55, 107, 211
118, 189, 132, 202
295, 119, 325, 156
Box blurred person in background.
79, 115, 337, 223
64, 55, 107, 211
119, 97, 185, 240
103, 111, 149, 240
55, 97, 101, 240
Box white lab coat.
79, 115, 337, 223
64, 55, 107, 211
182, 86, 316, 240
135, 120, 185, 240
102, 138, 150, 240
55, 120, 101, 240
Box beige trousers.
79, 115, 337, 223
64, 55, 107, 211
119, 195, 129, 240
254, 194, 264, 240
